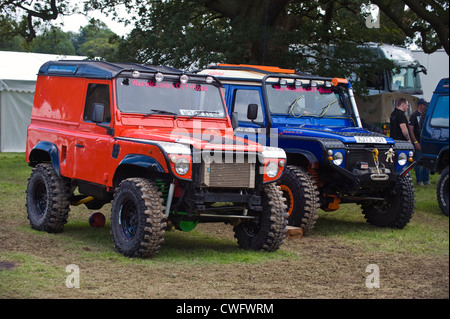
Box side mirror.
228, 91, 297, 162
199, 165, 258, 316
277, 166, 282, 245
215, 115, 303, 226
247, 104, 258, 121
420, 65, 427, 75
92, 103, 105, 123
231, 112, 239, 130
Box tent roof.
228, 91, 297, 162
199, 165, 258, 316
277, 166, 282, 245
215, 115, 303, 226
0, 51, 86, 81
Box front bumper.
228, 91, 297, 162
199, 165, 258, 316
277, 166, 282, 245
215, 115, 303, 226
329, 161, 416, 190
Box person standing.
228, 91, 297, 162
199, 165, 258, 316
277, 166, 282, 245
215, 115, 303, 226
390, 98, 412, 142
409, 98, 430, 185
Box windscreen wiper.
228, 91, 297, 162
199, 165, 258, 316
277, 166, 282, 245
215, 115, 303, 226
143, 109, 178, 119
287, 96, 304, 118
319, 100, 338, 117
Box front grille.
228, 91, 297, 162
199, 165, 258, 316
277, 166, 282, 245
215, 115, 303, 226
201, 161, 256, 188
345, 147, 396, 171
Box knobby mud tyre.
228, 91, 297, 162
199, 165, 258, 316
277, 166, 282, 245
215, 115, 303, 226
234, 183, 288, 252
111, 178, 166, 258
277, 165, 319, 234
26, 163, 71, 233
361, 175, 415, 229
437, 166, 449, 216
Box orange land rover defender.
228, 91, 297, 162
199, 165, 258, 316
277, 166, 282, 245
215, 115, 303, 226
25, 60, 287, 258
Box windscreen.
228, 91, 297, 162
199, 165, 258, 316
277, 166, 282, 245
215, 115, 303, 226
116, 77, 226, 118
389, 67, 423, 94
265, 83, 351, 118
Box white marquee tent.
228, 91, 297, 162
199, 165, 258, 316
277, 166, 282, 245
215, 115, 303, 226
0, 51, 86, 152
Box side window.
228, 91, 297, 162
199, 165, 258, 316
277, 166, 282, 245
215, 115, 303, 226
430, 95, 449, 128
83, 83, 111, 123
232, 89, 264, 123
366, 73, 385, 91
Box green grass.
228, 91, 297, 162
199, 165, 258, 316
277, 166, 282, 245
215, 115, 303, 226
0, 152, 448, 297
0, 152, 291, 266
311, 170, 448, 255
1, 152, 448, 259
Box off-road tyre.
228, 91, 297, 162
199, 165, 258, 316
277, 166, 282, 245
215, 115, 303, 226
361, 175, 415, 228
26, 163, 71, 233
437, 166, 449, 216
233, 183, 287, 252
277, 165, 319, 234
111, 178, 166, 258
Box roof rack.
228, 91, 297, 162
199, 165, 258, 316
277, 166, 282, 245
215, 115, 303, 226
213, 64, 296, 74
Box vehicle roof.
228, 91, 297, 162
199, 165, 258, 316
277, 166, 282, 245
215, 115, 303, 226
38, 60, 184, 79
434, 78, 449, 94
199, 64, 334, 82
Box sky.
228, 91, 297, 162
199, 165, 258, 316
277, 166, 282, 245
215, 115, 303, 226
55, 2, 134, 37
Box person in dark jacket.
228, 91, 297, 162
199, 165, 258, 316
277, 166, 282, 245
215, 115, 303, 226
409, 98, 430, 185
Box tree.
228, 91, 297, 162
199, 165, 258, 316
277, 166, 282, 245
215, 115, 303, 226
2, 1, 448, 53
31, 26, 76, 55
0, 16, 120, 59
0, 15, 25, 50
73, 19, 121, 60
2, 0, 448, 94
372, 0, 449, 54
0, 0, 67, 42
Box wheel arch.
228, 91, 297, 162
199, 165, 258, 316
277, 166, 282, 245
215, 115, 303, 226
112, 154, 167, 188
28, 141, 60, 177
436, 146, 449, 174
285, 150, 318, 169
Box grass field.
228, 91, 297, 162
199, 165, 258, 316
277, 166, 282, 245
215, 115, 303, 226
0, 152, 448, 299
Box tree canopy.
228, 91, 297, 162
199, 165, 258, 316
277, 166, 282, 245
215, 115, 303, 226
1, 0, 448, 94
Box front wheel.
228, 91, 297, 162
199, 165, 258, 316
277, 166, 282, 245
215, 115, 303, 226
233, 183, 287, 252
437, 166, 449, 216
111, 178, 166, 258
277, 165, 319, 234
361, 175, 415, 229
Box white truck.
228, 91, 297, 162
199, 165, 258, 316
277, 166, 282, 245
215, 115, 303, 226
355, 43, 427, 135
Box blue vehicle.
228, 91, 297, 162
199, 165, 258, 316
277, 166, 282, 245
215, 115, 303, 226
420, 78, 449, 216
200, 64, 416, 233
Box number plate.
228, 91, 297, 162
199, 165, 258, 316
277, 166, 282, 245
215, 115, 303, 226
354, 136, 387, 144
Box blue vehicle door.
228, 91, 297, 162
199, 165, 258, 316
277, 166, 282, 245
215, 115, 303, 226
223, 84, 268, 146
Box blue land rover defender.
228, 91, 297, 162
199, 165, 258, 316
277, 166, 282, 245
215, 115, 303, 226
420, 78, 449, 216
200, 64, 416, 233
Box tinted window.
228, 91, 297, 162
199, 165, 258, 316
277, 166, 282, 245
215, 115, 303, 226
115, 78, 226, 118
232, 89, 264, 122
84, 84, 111, 123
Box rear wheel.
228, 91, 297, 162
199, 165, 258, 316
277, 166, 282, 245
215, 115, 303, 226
361, 175, 415, 228
111, 178, 166, 258
234, 183, 287, 252
437, 166, 449, 216
26, 163, 71, 233
277, 165, 319, 234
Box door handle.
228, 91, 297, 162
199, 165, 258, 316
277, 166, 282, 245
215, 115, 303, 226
75, 144, 85, 148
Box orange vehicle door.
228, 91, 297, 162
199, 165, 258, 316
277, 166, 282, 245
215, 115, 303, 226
74, 82, 114, 185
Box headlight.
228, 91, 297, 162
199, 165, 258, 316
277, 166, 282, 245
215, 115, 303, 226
332, 151, 344, 166
266, 161, 279, 178
174, 157, 190, 175
398, 152, 407, 166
